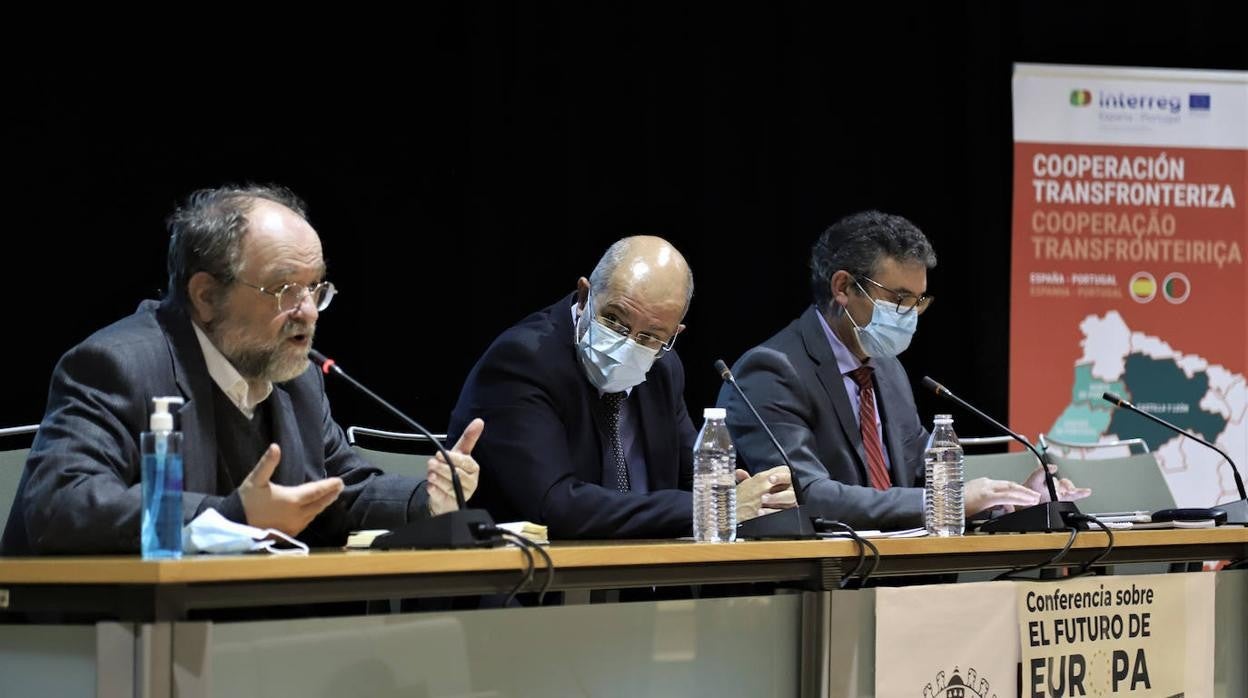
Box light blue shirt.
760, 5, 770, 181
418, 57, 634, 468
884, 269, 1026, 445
815, 308, 893, 473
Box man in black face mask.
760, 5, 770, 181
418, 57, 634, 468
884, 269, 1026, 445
718, 211, 1089, 530
448, 235, 795, 539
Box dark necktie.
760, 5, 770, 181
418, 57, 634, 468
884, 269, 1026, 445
847, 366, 892, 490
601, 391, 631, 492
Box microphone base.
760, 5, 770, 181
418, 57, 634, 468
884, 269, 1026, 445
972, 501, 1087, 534
1214, 498, 1248, 526
736, 506, 819, 540
371, 509, 503, 550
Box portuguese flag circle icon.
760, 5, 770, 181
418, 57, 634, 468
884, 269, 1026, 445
1163, 272, 1190, 304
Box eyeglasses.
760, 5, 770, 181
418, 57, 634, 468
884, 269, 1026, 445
855, 276, 933, 316
596, 312, 679, 355
236, 280, 337, 314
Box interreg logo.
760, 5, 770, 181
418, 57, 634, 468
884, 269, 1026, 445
1069, 89, 1092, 107
1189, 93, 1211, 111
1097, 91, 1183, 114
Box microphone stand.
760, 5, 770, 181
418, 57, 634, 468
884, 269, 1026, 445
715, 360, 818, 539
1104, 392, 1247, 525
311, 350, 500, 549
922, 377, 1087, 533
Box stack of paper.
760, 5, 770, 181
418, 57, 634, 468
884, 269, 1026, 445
344, 521, 549, 549
497, 521, 549, 545
345, 529, 389, 549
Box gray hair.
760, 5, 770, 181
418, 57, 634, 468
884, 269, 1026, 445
589, 237, 694, 310
809, 210, 936, 310
164, 184, 308, 308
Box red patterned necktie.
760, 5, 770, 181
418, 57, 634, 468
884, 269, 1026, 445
847, 366, 892, 490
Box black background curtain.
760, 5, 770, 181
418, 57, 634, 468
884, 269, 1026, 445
5, 3, 1244, 440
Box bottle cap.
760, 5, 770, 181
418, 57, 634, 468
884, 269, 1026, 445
150, 396, 185, 431
703, 407, 727, 420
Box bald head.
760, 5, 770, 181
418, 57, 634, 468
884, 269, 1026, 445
576, 236, 694, 350
589, 236, 693, 314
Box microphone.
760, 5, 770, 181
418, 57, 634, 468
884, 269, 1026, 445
1103, 391, 1247, 525
310, 349, 499, 548
923, 377, 1057, 501
922, 376, 1086, 533
714, 359, 817, 539
714, 360, 803, 500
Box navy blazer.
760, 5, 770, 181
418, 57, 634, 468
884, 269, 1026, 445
2, 300, 428, 554
717, 306, 928, 530
448, 295, 696, 539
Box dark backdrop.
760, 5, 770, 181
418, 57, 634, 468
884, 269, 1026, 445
6, 3, 1244, 440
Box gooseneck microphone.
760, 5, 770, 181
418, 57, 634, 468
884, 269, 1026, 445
922, 376, 1086, 533
922, 376, 1058, 502
310, 349, 498, 548
714, 360, 817, 539
1103, 391, 1247, 525
312, 349, 465, 508
715, 360, 802, 500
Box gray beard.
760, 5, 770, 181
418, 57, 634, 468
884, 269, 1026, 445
214, 319, 315, 383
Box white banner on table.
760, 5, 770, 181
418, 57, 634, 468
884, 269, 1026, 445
876, 581, 1018, 698
1017, 572, 1215, 697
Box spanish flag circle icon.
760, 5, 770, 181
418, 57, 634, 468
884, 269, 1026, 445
1129, 272, 1156, 303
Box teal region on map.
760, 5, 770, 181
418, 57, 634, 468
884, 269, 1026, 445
1049, 354, 1228, 450
1107, 353, 1227, 450
1047, 364, 1127, 443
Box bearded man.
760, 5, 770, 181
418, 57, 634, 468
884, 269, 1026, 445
2, 185, 483, 554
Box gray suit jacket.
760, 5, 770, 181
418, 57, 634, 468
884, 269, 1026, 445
717, 306, 929, 530
2, 299, 429, 555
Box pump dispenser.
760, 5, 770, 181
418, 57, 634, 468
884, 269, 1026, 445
141, 396, 185, 558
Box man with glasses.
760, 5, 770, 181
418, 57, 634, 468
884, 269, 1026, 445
447, 236, 795, 539
718, 211, 1088, 530
2, 185, 482, 554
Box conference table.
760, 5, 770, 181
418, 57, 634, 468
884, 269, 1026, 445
1, 528, 1245, 697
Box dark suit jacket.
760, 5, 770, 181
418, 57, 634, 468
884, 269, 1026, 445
717, 306, 929, 530
2, 300, 428, 555
448, 295, 696, 539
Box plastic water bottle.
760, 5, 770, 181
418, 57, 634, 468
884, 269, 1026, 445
141, 396, 185, 559
923, 414, 965, 536
693, 407, 737, 542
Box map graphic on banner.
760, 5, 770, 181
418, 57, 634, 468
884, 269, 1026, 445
1010, 64, 1248, 509
1048, 310, 1245, 506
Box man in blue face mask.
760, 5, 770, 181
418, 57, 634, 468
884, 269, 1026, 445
448, 236, 795, 539
718, 211, 1088, 530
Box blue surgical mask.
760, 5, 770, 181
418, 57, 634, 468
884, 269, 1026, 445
846, 288, 918, 359
576, 295, 659, 393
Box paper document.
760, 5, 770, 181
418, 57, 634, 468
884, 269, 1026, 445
820, 527, 928, 539
346, 521, 549, 548
345, 529, 390, 548
1088, 511, 1152, 523
1104, 519, 1219, 530
496, 521, 549, 545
